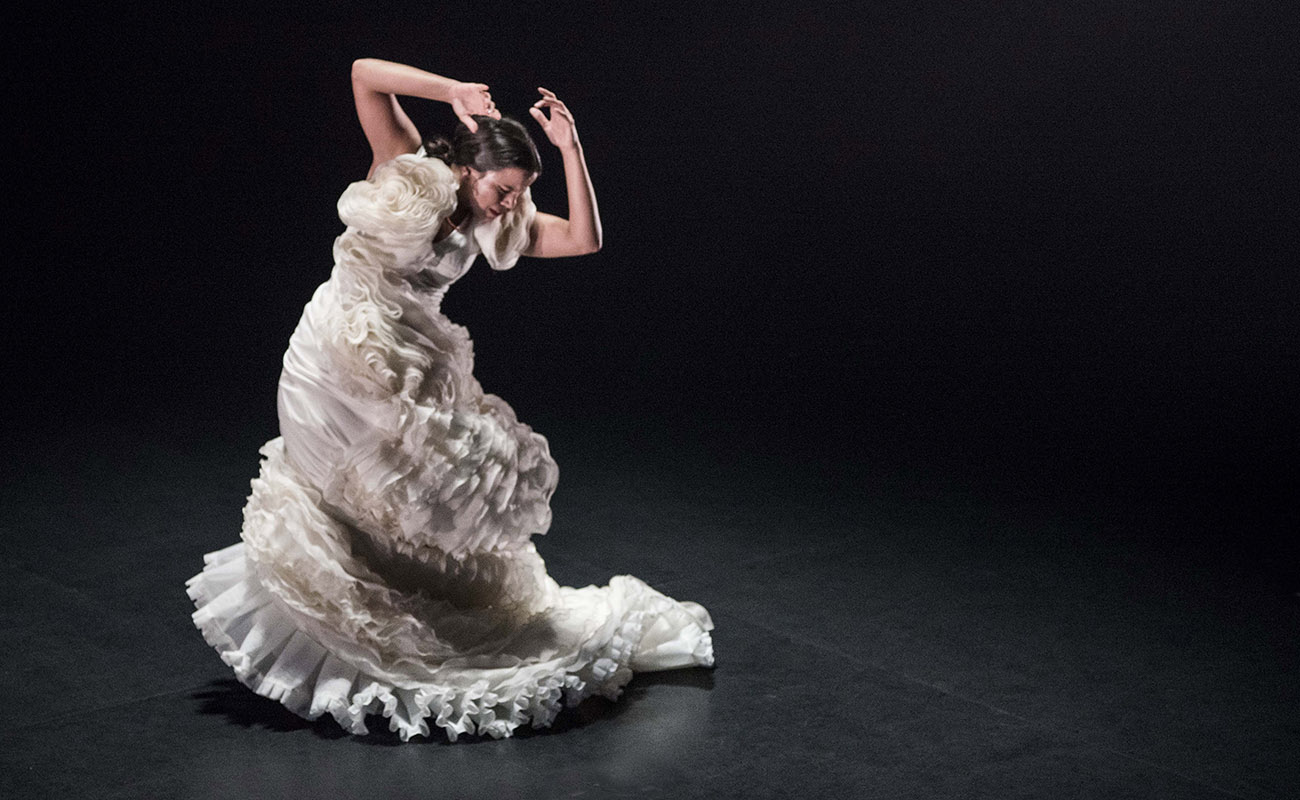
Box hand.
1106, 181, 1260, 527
529, 87, 579, 150
449, 82, 500, 132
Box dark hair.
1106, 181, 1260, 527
424, 115, 541, 176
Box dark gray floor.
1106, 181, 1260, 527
2, 410, 1296, 799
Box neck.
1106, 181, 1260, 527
447, 205, 470, 228
453, 175, 477, 226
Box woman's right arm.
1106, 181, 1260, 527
350, 58, 499, 177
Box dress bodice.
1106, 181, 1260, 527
403, 222, 482, 294
335, 151, 536, 281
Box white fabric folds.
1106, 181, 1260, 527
187, 152, 714, 741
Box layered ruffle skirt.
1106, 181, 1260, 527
187, 215, 714, 741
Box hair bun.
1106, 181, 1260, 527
423, 137, 454, 163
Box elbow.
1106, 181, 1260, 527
351, 58, 377, 82
565, 227, 601, 256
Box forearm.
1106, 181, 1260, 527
558, 143, 603, 252
351, 58, 461, 104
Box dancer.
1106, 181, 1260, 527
186, 58, 715, 741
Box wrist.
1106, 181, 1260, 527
443, 80, 469, 104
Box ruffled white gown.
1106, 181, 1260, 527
186, 153, 714, 742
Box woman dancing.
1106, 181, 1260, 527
186, 58, 715, 742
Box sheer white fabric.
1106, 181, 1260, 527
187, 153, 714, 741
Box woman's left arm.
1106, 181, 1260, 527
524, 88, 603, 258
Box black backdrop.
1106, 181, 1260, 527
9, 3, 1297, 575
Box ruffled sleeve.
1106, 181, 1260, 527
336, 154, 459, 244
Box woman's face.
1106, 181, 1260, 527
463, 167, 535, 221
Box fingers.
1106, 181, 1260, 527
535, 88, 566, 108
465, 82, 495, 114
530, 103, 571, 128
453, 82, 495, 129
532, 98, 573, 123
534, 90, 564, 105
460, 85, 571, 129
533, 105, 573, 126
534, 89, 573, 121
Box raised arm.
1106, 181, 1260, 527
524, 88, 603, 258
350, 58, 500, 178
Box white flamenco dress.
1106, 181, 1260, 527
186, 152, 714, 741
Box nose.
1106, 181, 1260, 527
501, 194, 516, 210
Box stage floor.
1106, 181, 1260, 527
2, 412, 1296, 799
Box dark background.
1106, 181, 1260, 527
8, 2, 1297, 579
